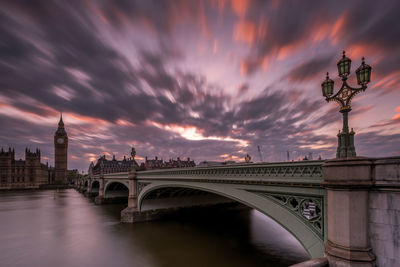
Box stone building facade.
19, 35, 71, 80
90, 155, 139, 175
0, 115, 68, 189
0, 148, 50, 189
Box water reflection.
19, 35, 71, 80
0, 189, 308, 267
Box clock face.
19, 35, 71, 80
57, 138, 64, 144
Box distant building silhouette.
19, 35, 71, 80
89, 154, 139, 175
140, 157, 196, 170
67, 169, 81, 184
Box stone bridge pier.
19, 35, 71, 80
76, 180, 82, 192
94, 178, 104, 202
85, 178, 99, 197
118, 169, 139, 220
323, 157, 400, 267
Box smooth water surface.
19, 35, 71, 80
0, 189, 308, 267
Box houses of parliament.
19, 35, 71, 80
0, 115, 68, 189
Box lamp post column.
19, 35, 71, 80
342, 110, 349, 134
321, 51, 374, 266
322, 51, 371, 159
337, 110, 357, 158
338, 110, 356, 158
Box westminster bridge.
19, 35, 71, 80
77, 157, 400, 266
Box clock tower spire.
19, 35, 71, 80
54, 113, 68, 184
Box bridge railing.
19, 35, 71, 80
137, 160, 324, 186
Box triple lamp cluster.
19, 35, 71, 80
321, 51, 372, 158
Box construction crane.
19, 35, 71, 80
257, 145, 263, 162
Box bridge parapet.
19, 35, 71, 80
137, 161, 324, 186
323, 156, 400, 267
88, 161, 325, 187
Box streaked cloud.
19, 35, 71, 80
0, 0, 399, 171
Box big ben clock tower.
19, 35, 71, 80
54, 114, 68, 184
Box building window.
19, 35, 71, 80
1, 169, 6, 184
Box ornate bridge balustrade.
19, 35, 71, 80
137, 161, 323, 184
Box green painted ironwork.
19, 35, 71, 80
138, 182, 150, 195
137, 161, 323, 186
249, 190, 324, 239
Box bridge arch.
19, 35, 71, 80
83, 180, 88, 192
138, 181, 324, 259
90, 180, 100, 196
104, 181, 129, 198
91, 180, 99, 188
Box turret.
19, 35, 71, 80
0, 147, 15, 159
55, 113, 67, 136
59, 113, 64, 127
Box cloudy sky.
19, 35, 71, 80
0, 0, 399, 172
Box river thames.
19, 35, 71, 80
0, 189, 308, 267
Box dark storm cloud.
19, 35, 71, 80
0, 0, 345, 167
0, 1, 180, 125
0, 0, 399, 171
98, 0, 209, 33
233, 91, 325, 141
0, 114, 54, 162
370, 117, 400, 128
240, 0, 400, 75
288, 55, 335, 82
0, 0, 242, 170
357, 132, 400, 157
0, 0, 230, 131
99, 0, 175, 32
0, 1, 128, 119
342, 0, 400, 50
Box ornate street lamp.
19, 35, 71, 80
321, 51, 372, 158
